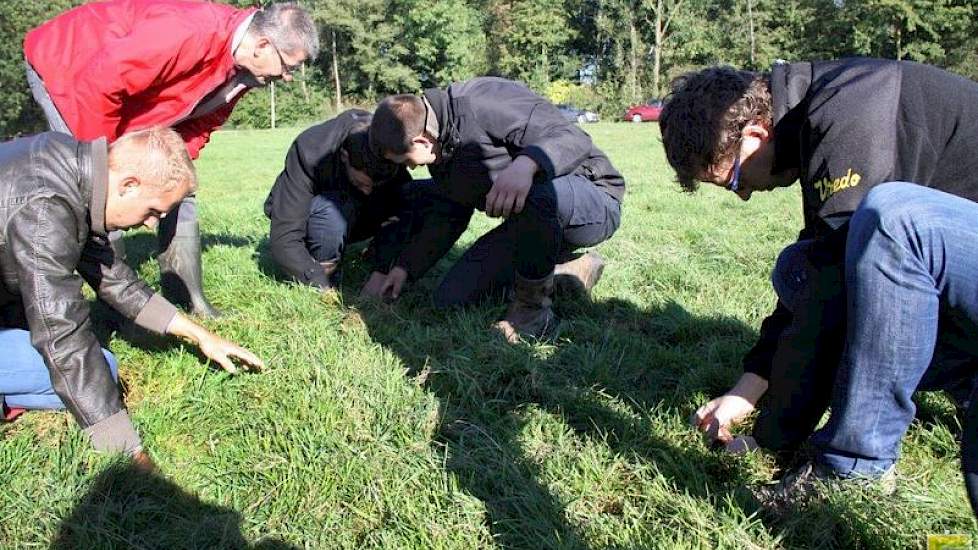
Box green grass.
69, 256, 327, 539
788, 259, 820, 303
1, 122, 974, 549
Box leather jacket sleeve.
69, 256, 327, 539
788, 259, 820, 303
77, 238, 177, 334
6, 194, 126, 431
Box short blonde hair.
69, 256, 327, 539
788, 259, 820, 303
108, 127, 198, 193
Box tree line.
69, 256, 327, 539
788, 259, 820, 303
3, 0, 976, 136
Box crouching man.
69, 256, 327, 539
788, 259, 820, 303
264, 110, 414, 289
659, 59, 978, 502
365, 77, 625, 342
0, 128, 263, 467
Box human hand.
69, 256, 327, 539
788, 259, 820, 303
196, 332, 264, 374
351, 177, 374, 196
359, 271, 388, 300
690, 393, 756, 444
359, 267, 407, 302
485, 156, 538, 218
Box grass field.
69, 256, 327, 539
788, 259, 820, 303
1, 122, 975, 549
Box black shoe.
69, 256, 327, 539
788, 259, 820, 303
754, 461, 897, 511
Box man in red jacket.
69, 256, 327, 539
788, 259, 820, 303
24, 0, 319, 317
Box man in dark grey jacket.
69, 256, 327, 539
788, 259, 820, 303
366, 77, 624, 342
0, 128, 262, 467
263, 109, 413, 290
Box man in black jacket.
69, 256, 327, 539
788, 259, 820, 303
0, 128, 262, 468
660, 58, 978, 496
264, 110, 411, 289
365, 77, 624, 342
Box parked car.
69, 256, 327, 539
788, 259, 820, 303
556, 104, 600, 124
624, 100, 663, 122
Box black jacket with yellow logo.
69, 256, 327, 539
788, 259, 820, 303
744, 58, 978, 379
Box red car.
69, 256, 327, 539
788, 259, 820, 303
624, 100, 663, 122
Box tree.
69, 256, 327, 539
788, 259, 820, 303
399, 0, 487, 88
491, 0, 574, 90
0, 0, 81, 137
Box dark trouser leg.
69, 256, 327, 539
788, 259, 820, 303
434, 221, 518, 308
554, 175, 622, 294
752, 240, 846, 455
158, 196, 221, 318
434, 175, 621, 309
306, 191, 360, 287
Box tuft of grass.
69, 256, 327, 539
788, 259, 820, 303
1, 122, 974, 549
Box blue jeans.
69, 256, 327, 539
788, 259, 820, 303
0, 329, 118, 410
813, 182, 978, 477
434, 174, 621, 307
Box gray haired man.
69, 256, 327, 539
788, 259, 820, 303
24, 1, 320, 317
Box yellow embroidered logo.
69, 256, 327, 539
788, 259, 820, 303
813, 168, 862, 201
927, 533, 972, 550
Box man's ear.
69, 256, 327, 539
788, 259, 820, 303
254, 36, 271, 56
118, 176, 141, 196
412, 135, 434, 150
742, 121, 772, 143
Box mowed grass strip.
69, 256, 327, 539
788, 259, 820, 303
1, 123, 974, 549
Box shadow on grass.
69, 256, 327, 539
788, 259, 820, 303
342, 267, 764, 548
52, 461, 296, 550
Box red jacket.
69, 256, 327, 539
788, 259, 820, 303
24, 0, 257, 159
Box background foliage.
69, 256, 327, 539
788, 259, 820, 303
2, 0, 977, 136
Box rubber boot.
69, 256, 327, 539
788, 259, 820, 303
157, 198, 221, 318
554, 251, 605, 295
493, 272, 557, 343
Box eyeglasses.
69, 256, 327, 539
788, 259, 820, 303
724, 141, 744, 192
270, 42, 302, 76
726, 155, 742, 192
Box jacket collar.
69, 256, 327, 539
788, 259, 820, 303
82, 137, 110, 237
770, 62, 812, 176
422, 87, 460, 163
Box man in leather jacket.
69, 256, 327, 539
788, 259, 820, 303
0, 128, 263, 467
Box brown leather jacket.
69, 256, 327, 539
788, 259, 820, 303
0, 133, 176, 451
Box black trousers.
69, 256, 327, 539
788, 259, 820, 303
434, 174, 621, 308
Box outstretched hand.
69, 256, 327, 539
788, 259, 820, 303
690, 393, 756, 445
359, 267, 407, 302
197, 333, 264, 374
165, 314, 265, 375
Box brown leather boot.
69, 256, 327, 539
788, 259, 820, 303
493, 272, 557, 343
554, 251, 605, 295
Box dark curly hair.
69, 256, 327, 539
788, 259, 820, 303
659, 66, 772, 192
